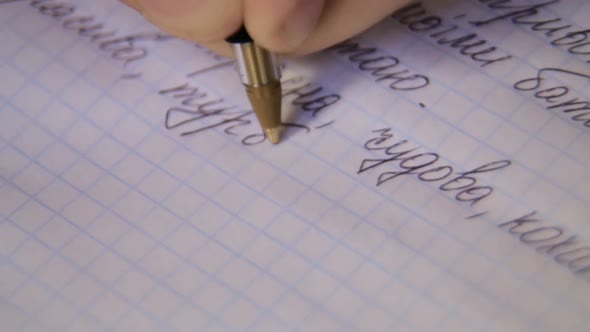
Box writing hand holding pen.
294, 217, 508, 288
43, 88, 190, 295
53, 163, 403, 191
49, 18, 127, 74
121, 0, 409, 143
120, 0, 409, 57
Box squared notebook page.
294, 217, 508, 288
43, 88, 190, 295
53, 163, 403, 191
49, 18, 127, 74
1, 0, 589, 331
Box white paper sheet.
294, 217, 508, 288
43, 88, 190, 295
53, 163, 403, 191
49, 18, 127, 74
1, 0, 589, 331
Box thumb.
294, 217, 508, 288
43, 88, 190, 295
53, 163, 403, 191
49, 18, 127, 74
124, 0, 243, 43
244, 0, 325, 53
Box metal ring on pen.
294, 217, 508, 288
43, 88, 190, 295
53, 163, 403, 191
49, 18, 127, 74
233, 43, 281, 87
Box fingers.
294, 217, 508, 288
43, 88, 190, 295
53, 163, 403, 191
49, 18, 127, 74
246, 0, 411, 55
244, 0, 325, 53
303, 0, 412, 55
199, 40, 235, 58
126, 0, 243, 43
121, 0, 411, 58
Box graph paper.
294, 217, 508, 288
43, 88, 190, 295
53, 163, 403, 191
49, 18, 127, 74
1, 0, 589, 331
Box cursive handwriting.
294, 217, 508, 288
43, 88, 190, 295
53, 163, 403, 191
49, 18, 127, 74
159, 76, 340, 145
330, 40, 430, 90
514, 67, 590, 129
360, 128, 511, 208
391, 2, 513, 67
499, 211, 590, 281
471, 0, 590, 64
1, 0, 172, 64
281, 76, 341, 119
159, 83, 252, 136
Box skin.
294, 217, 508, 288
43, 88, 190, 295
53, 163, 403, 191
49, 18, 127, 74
121, 0, 410, 57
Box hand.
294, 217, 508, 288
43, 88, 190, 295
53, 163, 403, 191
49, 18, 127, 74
121, 0, 410, 57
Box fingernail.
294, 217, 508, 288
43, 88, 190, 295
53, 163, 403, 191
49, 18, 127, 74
282, 0, 323, 49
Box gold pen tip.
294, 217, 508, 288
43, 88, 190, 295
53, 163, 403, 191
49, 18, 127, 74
265, 127, 281, 144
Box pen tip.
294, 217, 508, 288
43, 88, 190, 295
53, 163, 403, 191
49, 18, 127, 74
265, 127, 281, 144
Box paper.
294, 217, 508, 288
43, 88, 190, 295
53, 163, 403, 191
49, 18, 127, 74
1, 0, 589, 331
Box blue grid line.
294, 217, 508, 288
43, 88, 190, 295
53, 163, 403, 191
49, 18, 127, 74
322, 29, 528, 330
228, 127, 417, 329
180, 22, 588, 230
0, 26, 251, 332
4, 43, 588, 332
1, 19, 462, 330
326, 73, 588, 326
2, 71, 358, 330
0, 78, 294, 332
294, 26, 590, 302
0, 22, 157, 331
274, 124, 428, 331
290, 50, 584, 328
3, 73, 434, 332
0, 41, 305, 330
105, 151, 233, 331
2, 258, 105, 332
447, 38, 585, 332
317, 80, 523, 330
2, 1, 588, 330
2, 105, 378, 332
367, 19, 567, 331
306, 35, 580, 252
58, 44, 350, 332
363, 18, 589, 169
250, 132, 430, 330
190, 145, 340, 331
441, 22, 590, 315
2, 98, 183, 332
276, 68, 588, 328
469, 0, 590, 66
423, 10, 590, 313
11, 24, 588, 330
0, 74, 102, 331
374, 21, 590, 198
370, 18, 583, 201
3, 193, 124, 332
3, 137, 241, 332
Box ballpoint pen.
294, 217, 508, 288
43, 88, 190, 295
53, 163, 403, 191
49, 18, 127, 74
226, 26, 282, 144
